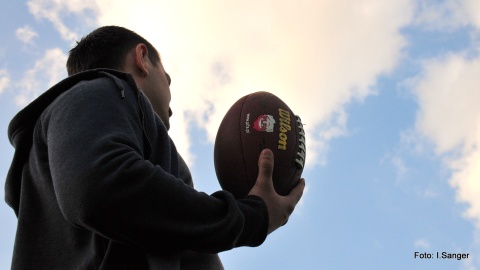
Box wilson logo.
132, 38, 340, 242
278, 108, 291, 150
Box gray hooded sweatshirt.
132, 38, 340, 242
5, 69, 268, 269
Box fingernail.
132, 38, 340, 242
262, 148, 272, 157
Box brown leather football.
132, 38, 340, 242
214, 91, 306, 199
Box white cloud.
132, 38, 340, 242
411, 3, 480, 262
414, 53, 480, 155
461, 0, 480, 29
15, 26, 39, 45
92, 0, 414, 166
0, 69, 10, 95
391, 155, 408, 180
414, 238, 431, 249
414, 0, 480, 32
414, 0, 470, 31
27, 0, 98, 43
413, 52, 480, 229
14, 0, 416, 166
15, 48, 67, 107
450, 143, 480, 228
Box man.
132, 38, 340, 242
5, 26, 305, 269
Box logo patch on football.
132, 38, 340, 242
253, 115, 276, 132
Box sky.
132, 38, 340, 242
1, 0, 480, 269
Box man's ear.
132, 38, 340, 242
134, 43, 150, 76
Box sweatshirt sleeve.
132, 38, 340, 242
41, 78, 268, 254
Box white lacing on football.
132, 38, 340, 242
295, 115, 306, 169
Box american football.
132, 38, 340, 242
214, 91, 306, 199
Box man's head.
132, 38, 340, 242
67, 26, 173, 130
67, 26, 160, 76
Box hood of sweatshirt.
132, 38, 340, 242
5, 69, 136, 215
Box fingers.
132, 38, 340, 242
288, 178, 305, 204
251, 150, 305, 234
257, 149, 274, 184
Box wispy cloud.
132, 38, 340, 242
391, 155, 409, 181
15, 48, 67, 107
0, 69, 10, 95
414, 0, 471, 31
414, 238, 431, 249
15, 25, 38, 45
27, 0, 98, 43
414, 0, 480, 40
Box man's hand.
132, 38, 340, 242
248, 148, 305, 234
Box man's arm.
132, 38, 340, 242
44, 78, 268, 253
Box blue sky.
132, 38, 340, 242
1, 1, 480, 269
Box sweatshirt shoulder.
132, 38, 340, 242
57, 76, 130, 102
44, 75, 140, 120
8, 70, 138, 145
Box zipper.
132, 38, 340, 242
137, 92, 153, 159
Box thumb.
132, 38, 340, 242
258, 148, 274, 183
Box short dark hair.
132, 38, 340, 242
67, 26, 160, 75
